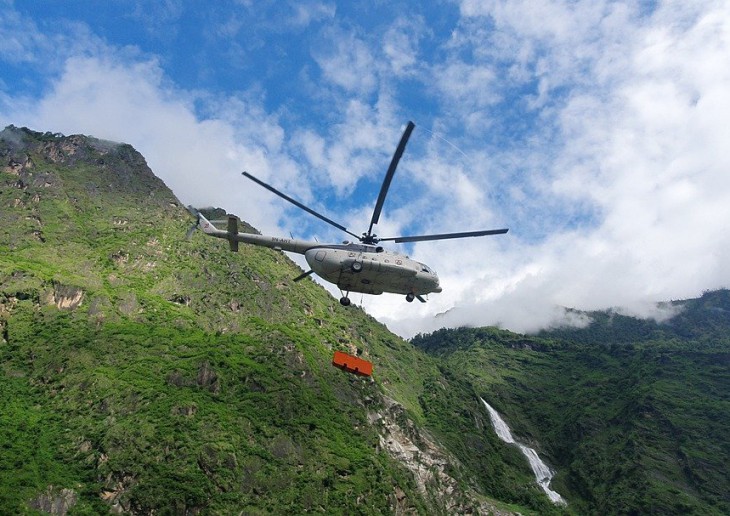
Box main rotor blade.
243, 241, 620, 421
380, 228, 509, 243
242, 171, 360, 240
367, 121, 416, 235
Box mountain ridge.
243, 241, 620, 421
2, 125, 728, 515
1, 125, 538, 514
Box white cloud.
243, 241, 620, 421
382, 16, 426, 77
364, 1, 730, 337
1, 52, 297, 236
290, 101, 409, 197
289, 1, 337, 28
129, 0, 184, 39
3, 1, 730, 341
311, 28, 378, 95
432, 62, 500, 110
0, 6, 113, 73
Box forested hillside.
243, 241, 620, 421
413, 290, 730, 515
2, 125, 727, 515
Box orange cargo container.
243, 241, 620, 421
332, 350, 373, 377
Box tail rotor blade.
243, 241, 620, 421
185, 205, 201, 240
185, 224, 198, 240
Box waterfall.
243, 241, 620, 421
480, 398, 566, 505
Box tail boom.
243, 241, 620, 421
192, 209, 315, 255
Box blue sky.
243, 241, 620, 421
2, 1, 729, 336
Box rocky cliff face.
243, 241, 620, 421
372, 396, 513, 515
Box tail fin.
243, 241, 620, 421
198, 212, 218, 235
198, 213, 216, 233
186, 206, 240, 252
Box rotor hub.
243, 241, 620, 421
361, 233, 379, 245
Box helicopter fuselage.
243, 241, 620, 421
304, 243, 441, 296
198, 214, 441, 300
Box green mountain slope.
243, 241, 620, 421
11, 125, 725, 516
1, 126, 551, 515
413, 293, 730, 515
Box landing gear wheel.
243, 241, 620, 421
406, 293, 415, 303
340, 296, 351, 306
351, 261, 363, 273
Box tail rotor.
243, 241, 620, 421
185, 205, 228, 240
185, 205, 201, 240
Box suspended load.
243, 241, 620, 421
332, 351, 373, 377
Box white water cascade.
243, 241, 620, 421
480, 398, 566, 505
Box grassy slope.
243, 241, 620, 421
0, 130, 420, 514
1, 128, 546, 514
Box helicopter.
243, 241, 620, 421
187, 121, 508, 306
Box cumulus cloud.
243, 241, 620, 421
3, 1, 730, 340
311, 28, 379, 95
362, 1, 730, 337
0, 52, 295, 236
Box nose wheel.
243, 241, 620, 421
406, 293, 415, 303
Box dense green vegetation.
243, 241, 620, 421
1, 127, 544, 514
1, 305, 423, 514
412, 293, 730, 515
0, 127, 424, 514
3, 126, 727, 515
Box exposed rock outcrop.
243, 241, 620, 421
372, 397, 514, 515
28, 486, 78, 515
197, 361, 220, 394
47, 283, 84, 310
